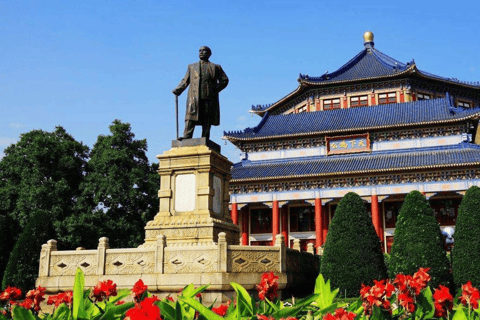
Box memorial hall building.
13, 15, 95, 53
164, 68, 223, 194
224, 32, 480, 253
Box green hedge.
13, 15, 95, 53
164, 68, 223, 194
453, 186, 480, 288
388, 190, 451, 288
320, 192, 387, 297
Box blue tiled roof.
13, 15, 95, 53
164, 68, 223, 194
225, 95, 480, 141
299, 46, 412, 84
231, 143, 480, 181
251, 45, 480, 114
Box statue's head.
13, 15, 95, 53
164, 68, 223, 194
199, 46, 212, 61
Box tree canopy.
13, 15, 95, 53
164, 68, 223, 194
57, 120, 158, 249
0, 126, 89, 228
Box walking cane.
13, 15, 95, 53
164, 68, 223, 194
175, 95, 179, 140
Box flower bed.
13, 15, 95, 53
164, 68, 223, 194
1, 268, 479, 319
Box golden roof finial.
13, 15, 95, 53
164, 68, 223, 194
363, 31, 374, 43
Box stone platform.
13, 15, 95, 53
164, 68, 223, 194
36, 140, 319, 304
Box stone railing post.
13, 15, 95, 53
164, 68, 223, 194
96, 237, 109, 275
155, 235, 166, 274
307, 243, 315, 254
218, 232, 228, 272
293, 239, 301, 251
275, 234, 286, 273
39, 239, 57, 277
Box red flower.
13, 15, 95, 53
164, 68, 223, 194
256, 271, 279, 301
132, 279, 148, 303
115, 300, 125, 305
360, 279, 394, 315
0, 286, 22, 301
166, 296, 174, 302
47, 291, 73, 308
93, 279, 117, 302
460, 281, 480, 310
125, 296, 161, 320
18, 298, 34, 310
25, 286, 46, 312
212, 302, 230, 316
398, 292, 415, 313
433, 285, 453, 318
257, 316, 274, 320
323, 308, 356, 320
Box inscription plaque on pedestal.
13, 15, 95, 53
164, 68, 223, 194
175, 174, 195, 212
213, 175, 222, 214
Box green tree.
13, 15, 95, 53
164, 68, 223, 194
58, 120, 158, 249
2, 209, 56, 291
0, 127, 88, 282
389, 190, 451, 288
0, 127, 89, 228
452, 186, 480, 288
320, 192, 387, 297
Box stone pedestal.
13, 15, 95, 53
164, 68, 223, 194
37, 138, 318, 306
143, 138, 240, 247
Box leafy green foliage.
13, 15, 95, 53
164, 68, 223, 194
313, 274, 340, 317
453, 186, 480, 288
320, 192, 387, 297
0, 126, 89, 229
389, 190, 452, 288
2, 209, 56, 291
0, 126, 88, 286
57, 120, 159, 249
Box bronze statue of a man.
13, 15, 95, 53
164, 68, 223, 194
172, 46, 229, 140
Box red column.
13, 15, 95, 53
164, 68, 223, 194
272, 200, 279, 245
400, 91, 405, 103
323, 205, 329, 243
231, 203, 238, 225
281, 206, 288, 247
371, 195, 383, 241
241, 208, 249, 246
315, 198, 323, 247
370, 93, 376, 105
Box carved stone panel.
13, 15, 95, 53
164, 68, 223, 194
105, 251, 155, 275
227, 249, 279, 273
50, 253, 97, 276
164, 248, 218, 274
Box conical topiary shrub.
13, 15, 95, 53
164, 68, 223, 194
2, 209, 56, 292
388, 190, 451, 288
452, 186, 480, 288
320, 192, 387, 297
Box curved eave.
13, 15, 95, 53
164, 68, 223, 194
250, 84, 305, 117
251, 65, 417, 117
230, 161, 480, 183
223, 112, 480, 143
413, 67, 480, 90
299, 64, 415, 86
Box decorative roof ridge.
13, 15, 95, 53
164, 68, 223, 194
237, 142, 479, 167
299, 49, 367, 82
370, 47, 412, 71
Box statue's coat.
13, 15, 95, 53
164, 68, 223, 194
173, 61, 229, 126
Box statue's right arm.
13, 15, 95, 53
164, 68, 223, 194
172, 67, 190, 96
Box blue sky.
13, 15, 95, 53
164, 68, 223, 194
1, 0, 479, 163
